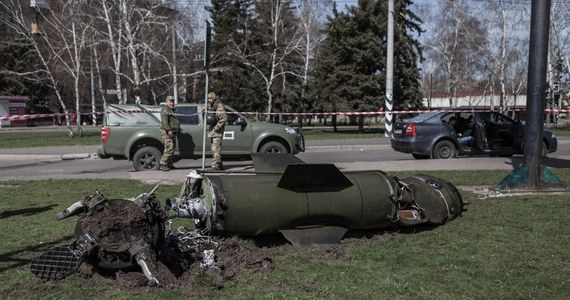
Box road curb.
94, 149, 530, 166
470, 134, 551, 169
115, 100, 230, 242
61, 153, 94, 160
305, 144, 389, 152
0, 145, 385, 161
0, 154, 62, 161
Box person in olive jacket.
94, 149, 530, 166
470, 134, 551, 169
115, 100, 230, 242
159, 96, 180, 171
207, 92, 227, 170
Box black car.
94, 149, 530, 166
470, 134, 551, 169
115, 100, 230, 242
391, 109, 558, 159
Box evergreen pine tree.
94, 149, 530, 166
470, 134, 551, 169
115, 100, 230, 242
207, 0, 265, 111
208, 0, 304, 118
312, 0, 424, 131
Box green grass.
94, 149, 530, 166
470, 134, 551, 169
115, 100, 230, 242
3, 121, 569, 148
0, 125, 387, 149
0, 131, 101, 148
1, 171, 569, 299
6, 125, 570, 149
551, 127, 570, 137
301, 125, 386, 140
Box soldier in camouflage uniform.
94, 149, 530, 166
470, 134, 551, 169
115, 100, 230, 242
207, 92, 227, 170
159, 96, 180, 171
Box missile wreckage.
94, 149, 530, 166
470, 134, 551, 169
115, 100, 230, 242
30, 154, 466, 284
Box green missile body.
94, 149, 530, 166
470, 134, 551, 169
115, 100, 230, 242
169, 159, 465, 246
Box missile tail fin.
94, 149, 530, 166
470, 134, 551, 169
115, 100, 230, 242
278, 164, 353, 192
279, 226, 348, 246
251, 153, 305, 173
30, 246, 84, 282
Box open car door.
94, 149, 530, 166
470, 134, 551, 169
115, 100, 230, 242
473, 113, 487, 150
513, 118, 523, 149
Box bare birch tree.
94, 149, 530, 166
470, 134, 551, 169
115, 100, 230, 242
88, 0, 199, 105
226, 0, 304, 115
470, 0, 529, 113
0, 0, 78, 135
96, 0, 125, 103
550, 2, 570, 81
294, 0, 331, 121
549, 1, 570, 112
32, 0, 97, 136
417, 0, 485, 107
1, 0, 204, 132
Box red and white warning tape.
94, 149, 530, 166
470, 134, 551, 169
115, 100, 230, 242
2, 108, 570, 121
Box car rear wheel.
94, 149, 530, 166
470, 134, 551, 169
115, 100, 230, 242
412, 154, 430, 159
132, 146, 162, 171
433, 141, 457, 159
259, 141, 288, 154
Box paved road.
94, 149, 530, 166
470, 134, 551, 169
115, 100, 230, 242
1, 137, 570, 184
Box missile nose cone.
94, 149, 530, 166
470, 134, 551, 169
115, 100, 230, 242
399, 175, 465, 224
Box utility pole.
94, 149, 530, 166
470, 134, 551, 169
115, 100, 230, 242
201, 21, 211, 170
90, 49, 96, 126
525, 0, 551, 188
385, 0, 394, 138
429, 73, 433, 110
172, 25, 178, 104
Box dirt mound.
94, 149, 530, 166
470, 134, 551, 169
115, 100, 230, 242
94, 233, 276, 293
64, 196, 397, 293
105, 229, 394, 292
77, 200, 275, 292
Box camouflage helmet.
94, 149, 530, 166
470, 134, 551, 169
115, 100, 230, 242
206, 113, 217, 125
207, 92, 217, 100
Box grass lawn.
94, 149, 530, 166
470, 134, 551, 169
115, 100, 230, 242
1, 170, 569, 299
0, 130, 102, 148
2, 123, 568, 149
551, 127, 570, 137
0, 125, 387, 149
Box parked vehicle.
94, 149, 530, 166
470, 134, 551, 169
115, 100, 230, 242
97, 104, 305, 170
390, 109, 557, 159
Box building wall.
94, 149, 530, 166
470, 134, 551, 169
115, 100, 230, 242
423, 94, 528, 109
0, 95, 29, 127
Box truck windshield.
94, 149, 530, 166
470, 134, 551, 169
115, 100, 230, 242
176, 106, 199, 125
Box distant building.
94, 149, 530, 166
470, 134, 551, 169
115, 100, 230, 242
0, 95, 28, 127
422, 91, 570, 126
423, 91, 527, 110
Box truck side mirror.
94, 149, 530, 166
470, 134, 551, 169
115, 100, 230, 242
236, 118, 247, 126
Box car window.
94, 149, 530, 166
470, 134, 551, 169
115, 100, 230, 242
407, 112, 438, 122
478, 112, 491, 125
489, 112, 514, 126
446, 112, 470, 127
176, 106, 199, 125
457, 112, 473, 121
226, 112, 240, 125
223, 106, 249, 126
441, 113, 456, 123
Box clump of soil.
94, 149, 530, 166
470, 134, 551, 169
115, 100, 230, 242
152, 233, 274, 291
74, 197, 276, 292
71, 197, 398, 293
76, 197, 165, 272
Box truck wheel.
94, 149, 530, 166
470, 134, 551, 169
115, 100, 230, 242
132, 146, 162, 171
433, 141, 456, 159
259, 141, 287, 154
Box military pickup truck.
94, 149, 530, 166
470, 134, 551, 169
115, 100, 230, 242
97, 103, 305, 171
